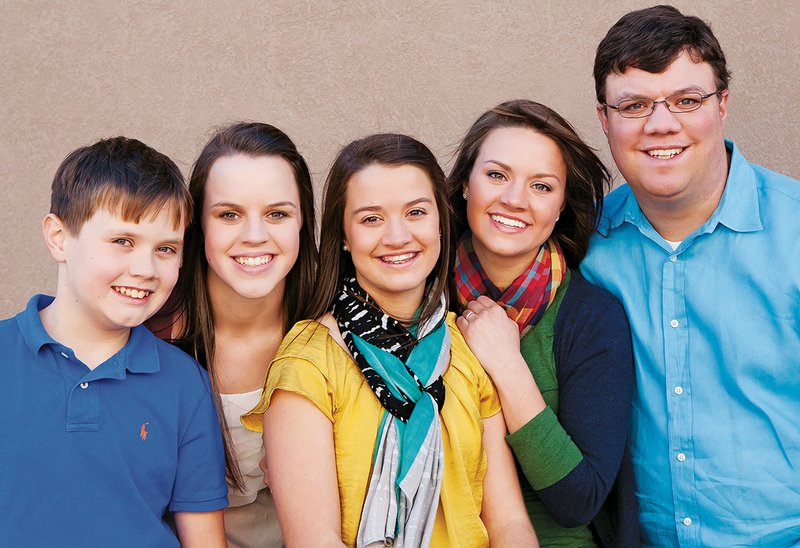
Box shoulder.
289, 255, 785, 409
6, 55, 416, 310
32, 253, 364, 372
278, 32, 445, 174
554, 271, 631, 354
446, 312, 493, 381
752, 163, 800, 205
729, 141, 800, 207
269, 318, 356, 388
558, 270, 627, 326
0, 315, 17, 339
275, 318, 344, 364
138, 327, 213, 393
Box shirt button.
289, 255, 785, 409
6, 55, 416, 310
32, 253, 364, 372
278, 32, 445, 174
683, 517, 693, 526
80, 382, 89, 389
670, 319, 679, 328
674, 386, 684, 395
669, 255, 677, 262
677, 452, 686, 462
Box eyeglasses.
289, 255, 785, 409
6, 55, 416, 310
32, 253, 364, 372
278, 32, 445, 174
603, 90, 724, 118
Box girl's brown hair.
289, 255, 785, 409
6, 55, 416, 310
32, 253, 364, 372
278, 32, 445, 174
307, 133, 452, 326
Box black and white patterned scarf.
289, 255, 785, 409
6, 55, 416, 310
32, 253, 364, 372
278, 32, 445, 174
332, 276, 449, 547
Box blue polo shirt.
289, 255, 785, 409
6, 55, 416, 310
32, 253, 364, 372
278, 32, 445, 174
0, 295, 228, 547
581, 140, 800, 546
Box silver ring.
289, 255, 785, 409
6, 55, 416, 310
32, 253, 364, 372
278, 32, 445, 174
465, 310, 476, 321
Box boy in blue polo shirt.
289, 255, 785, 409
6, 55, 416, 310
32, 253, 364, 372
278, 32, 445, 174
0, 137, 228, 547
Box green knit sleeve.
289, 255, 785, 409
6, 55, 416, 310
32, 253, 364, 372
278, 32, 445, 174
506, 406, 583, 490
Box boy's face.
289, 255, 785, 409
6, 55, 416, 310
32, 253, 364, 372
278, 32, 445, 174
58, 207, 184, 334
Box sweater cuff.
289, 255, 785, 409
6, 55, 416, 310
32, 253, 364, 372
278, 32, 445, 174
506, 406, 583, 490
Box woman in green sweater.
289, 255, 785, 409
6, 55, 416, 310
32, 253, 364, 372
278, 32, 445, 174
449, 100, 637, 547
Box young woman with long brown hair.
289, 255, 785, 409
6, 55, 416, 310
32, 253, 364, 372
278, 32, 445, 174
160, 121, 317, 547
449, 100, 637, 547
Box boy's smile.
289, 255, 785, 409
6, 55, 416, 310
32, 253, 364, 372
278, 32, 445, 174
52, 207, 184, 339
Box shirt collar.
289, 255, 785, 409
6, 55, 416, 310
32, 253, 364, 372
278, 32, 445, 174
17, 294, 58, 355
606, 139, 763, 235
16, 294, 160, 375
707, 140, 763, 233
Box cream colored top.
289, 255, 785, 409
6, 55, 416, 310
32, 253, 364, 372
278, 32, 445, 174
221, 389, 266, 507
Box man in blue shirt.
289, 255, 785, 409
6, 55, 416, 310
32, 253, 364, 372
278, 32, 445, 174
581, 5, 800, 546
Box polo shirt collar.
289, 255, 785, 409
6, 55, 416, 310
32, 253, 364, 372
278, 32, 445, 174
17, 294, 160, 375
608, 139, 763, 235
17, 294, 58, 355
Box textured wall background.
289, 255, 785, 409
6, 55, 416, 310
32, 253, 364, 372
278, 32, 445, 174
1, 0, 798, 317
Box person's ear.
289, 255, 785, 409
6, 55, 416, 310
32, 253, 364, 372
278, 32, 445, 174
597, 104, 610, 137
42, 213, 68, 263
717, 89, 730, 124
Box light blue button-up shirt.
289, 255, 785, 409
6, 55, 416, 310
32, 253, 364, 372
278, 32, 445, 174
581, 140, 800, 547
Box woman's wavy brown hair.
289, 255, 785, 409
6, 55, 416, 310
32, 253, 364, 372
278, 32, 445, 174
447, 99, 610, 268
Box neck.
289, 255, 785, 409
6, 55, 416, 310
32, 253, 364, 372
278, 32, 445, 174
472, 244, 535, 291
39, 296, 130, 370
640, 181, 726, 241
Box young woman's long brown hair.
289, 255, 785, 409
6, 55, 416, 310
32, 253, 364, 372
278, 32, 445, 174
169, 122, 318, 488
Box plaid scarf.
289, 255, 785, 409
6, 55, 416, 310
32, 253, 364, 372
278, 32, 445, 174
454, 234, 566, 336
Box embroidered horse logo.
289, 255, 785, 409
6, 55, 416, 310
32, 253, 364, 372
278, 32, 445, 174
140, 422, 149, 441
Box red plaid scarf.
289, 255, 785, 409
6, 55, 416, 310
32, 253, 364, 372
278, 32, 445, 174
454, 235, 566, 336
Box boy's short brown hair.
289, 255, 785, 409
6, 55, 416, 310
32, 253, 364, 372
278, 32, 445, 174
50, 136, 191, 234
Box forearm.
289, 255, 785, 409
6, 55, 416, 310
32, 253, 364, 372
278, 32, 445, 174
489, 355, 547, 433
481, 413, 538, 546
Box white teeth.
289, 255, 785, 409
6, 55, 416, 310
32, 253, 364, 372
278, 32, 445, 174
235, 255, 273, 266
382, 253, 416, 264
114, 287, 150, 299
491, 214, 526, 229
647, 148, 684, 159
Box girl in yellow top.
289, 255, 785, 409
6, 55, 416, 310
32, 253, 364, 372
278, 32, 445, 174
243, 134, 536, 547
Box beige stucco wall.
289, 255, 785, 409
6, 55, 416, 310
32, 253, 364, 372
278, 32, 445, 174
1, 1, 798, 317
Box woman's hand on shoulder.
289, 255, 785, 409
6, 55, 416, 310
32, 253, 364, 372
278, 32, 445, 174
457, 296, 547, 433
456, 296, 525, 382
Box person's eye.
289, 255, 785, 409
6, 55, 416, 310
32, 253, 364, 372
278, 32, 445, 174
362, 215, 381, 224
112, 238, 133, 247
672, 94, 701, 110
531, 182, 552, 192
220, 211, 239, 220
156, 245, 178, 254
487, 171, 506, 181
620, 100, 649, 114
267, 210, 288, 220
407, 208, 427, 217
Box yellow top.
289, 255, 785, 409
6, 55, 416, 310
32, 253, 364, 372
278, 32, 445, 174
242, 313, 501, 547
